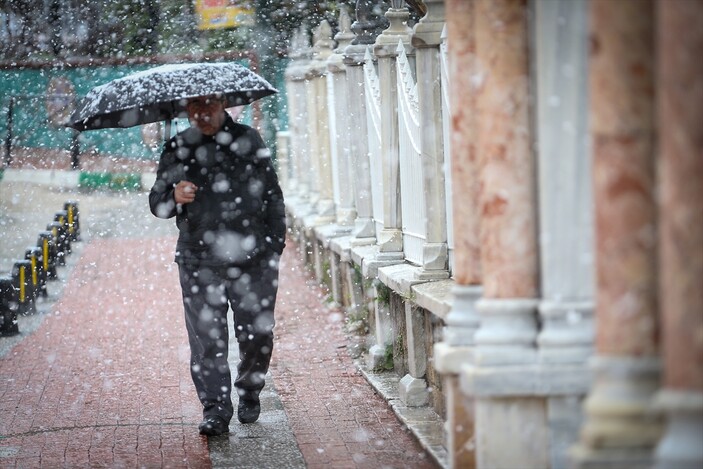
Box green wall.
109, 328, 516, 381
0, 59, 284, 161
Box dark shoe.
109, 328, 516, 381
237, 398, 261, 424
198, 415, 229, 436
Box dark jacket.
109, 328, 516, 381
149, 114, 286, 266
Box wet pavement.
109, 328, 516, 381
0, 175, 438, 468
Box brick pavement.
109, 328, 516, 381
272, 245, 437, 469
0, 217, 437, 467
0, 237, 209, 468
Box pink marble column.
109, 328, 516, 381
448, 0, 481, 289
573, 1, 661, 466
475, 0, 538, 301
440, 5, 480, 468
654, 1, 703, 467
590, 0, 658, 358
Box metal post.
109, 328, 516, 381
4, 97, 13, 167
70, 130, 80, 169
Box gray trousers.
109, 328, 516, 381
177, 255, 278, 422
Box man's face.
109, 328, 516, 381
186, 96, 226, 136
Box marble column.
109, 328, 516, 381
433, 1, 482, 467
572, 1, 661, 467
654, 2, 703, 468
327, 7, 357, 228
460, 1, 547, 467
411, 0, 450, 280
472, 0, 539, 365
373, 1, 411, 260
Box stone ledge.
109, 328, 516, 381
433, 343, 474, 375
460, 363, 590, 397
313, 223, 353, 248
285, 199, 314, 223
350, 244, 403, 278
302, 212, 335, 231
329, 235, 353, 261
378, 262, 425, 297
412, 279, 454, 321
357, 364, 449, 469
2, 168, 78, 188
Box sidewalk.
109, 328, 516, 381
0, 177, 438, 468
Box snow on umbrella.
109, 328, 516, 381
65, 62, 277, 131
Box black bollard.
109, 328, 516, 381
22, 250, 38, 305
47, 221, 66, 267
25, 246, 47, 299
4, 97, 13, 167
64, 201, 81, 242
0, 276, 19, 336
54, 210, 72, 255
37, 231, 58, 280
12, 260, 35, 315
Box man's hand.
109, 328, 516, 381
174, 181, 198, 204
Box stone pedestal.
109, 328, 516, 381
372, 6, 412, 259
327, 8, 357, 228
344, 6, 378, 246
412, 0, 450, 280
307, 21, 336, 221
445, 376, 476, 469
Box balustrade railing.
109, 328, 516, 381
396, 42, 426, 266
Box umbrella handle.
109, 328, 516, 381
164, 120, 172, 142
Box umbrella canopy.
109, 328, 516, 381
66, 62, 277, 131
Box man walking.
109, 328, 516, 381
149, 94, 286, 436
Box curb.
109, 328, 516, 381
1, 168, 156, 191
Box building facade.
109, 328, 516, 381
279, 1, 703, 468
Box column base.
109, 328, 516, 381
537, 299, 594, 364
571, 356, 662, 469
571, 447, 654, 469
474, 298, 539, 366
367, 344, 388, 371
654, 389, 703, 469
443, 285, 482, 347
399, 374, 429, 407
377, 228, 403, 260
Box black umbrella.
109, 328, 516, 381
65, 62, 277, 132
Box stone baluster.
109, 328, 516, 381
653, 2, 703, 468
373, 0, 412, 260
461, 0, 544, 467
411, 0, 450, 281
327, 6, 357, 229
572, 1, 661, 467
433, 0, 482, 467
